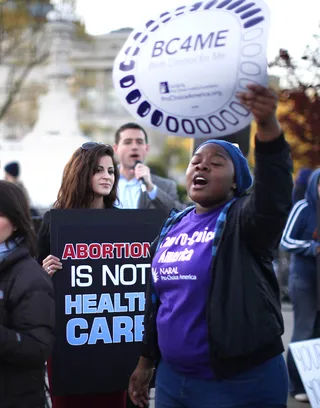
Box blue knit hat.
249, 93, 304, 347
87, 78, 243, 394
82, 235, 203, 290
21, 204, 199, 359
4, 161, 20, 178
195, 140, 253, 196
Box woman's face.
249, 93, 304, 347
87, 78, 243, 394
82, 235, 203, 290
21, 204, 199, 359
186, 144, 235, 212
91, 155, 115, 197
0, 213, 14, 244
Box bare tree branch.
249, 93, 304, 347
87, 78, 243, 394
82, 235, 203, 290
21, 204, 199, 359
0, 51, 48, 120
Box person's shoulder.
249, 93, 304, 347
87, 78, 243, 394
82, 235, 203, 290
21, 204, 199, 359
13, 255, 53, 293
290, 199, 310, 218
6, 248, 53, 294
40, 210, 52, 226
42, 210, 50, 219
151, 174, 176, 186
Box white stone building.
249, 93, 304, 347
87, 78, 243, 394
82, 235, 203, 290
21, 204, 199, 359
0, 24, 165, 153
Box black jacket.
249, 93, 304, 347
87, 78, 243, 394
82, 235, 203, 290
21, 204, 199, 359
142, 135, 293, 379
37, 211, 51, 265
0, 246, 55, 407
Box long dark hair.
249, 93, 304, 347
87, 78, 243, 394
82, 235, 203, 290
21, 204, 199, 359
54, 144, 120, 209
0, 181, 37, 257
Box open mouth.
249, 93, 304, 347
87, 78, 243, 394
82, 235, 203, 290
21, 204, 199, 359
130, 154, 140, 160
193, 176, 208, 186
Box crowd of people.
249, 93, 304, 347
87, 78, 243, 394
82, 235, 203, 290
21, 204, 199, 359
0, 83, 319, 408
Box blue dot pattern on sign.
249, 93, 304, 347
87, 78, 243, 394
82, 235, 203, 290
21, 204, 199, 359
196, 118, 211, 133
235, 2, 255, 13
204, 0, 219, 10
137, 101, 151, 117
175, 6, 186, 16
117, 0, 264, 135
244, 16, 264, 28
126, 89, 141, 104
166, 116, 179, 133
146, 20, 160, 32
146, 20, 155, 27
241, 8, 261, 19
160, 11, 171, 23
120, 75, 135, 88
182, 119, 195, 134
125, 47, 140, 56
227, 0, 245, 10
217, 0, 233, 9
119, 60, 135, 72
209, 115, 227, 131
190, 2, 203, 12
151, 110, 164, 126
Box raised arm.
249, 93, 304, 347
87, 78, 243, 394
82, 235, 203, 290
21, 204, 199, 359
236, 85, 293, 252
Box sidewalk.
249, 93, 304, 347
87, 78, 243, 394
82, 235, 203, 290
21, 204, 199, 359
288, 395, 310, 408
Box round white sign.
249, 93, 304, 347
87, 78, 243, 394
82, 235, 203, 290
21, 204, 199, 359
113, 0, 270, 138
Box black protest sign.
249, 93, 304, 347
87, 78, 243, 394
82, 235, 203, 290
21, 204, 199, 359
50, 209, 166, 396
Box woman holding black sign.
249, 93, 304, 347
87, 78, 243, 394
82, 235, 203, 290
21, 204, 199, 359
37, 143, 126, 408
129, 85, 293, 408
0, 181, 55, 407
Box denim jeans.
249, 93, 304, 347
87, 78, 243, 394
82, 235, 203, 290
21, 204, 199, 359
287, 275, 320, 395
155, 355, 288, 408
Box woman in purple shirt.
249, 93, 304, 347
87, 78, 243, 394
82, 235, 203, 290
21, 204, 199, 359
129, 84, 293, 408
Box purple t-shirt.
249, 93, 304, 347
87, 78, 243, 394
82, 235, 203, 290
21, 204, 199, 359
152, 206, 223, 379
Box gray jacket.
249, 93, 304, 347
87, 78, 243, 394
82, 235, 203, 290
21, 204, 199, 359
138, 174, 184, 212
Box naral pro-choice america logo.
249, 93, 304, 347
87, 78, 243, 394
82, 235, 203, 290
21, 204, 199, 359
113, 0, 270, 138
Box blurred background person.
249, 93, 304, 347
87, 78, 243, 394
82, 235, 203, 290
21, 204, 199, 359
281, 168, 320, 403
275, 167, 313, 302
0, 181, 55, 408
292, 167, 313, 205
113, 123, 184, 212
4, 161, 29, 203
37, 142, 126, 408
4, 161, 40, 217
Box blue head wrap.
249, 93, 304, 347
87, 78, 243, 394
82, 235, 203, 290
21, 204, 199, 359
195, 140, 253, 196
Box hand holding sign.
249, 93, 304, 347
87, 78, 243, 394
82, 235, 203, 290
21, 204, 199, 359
237, 84, 281, 142
113, 0, 271, 138
42, 254, 62, 276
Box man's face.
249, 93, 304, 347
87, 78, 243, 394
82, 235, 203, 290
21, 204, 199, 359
114, 128, 149, 170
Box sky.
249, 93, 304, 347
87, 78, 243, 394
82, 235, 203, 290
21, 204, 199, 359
75, 0, 320, 60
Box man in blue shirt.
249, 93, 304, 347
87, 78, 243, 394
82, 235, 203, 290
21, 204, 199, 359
113, 123, 184, 212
